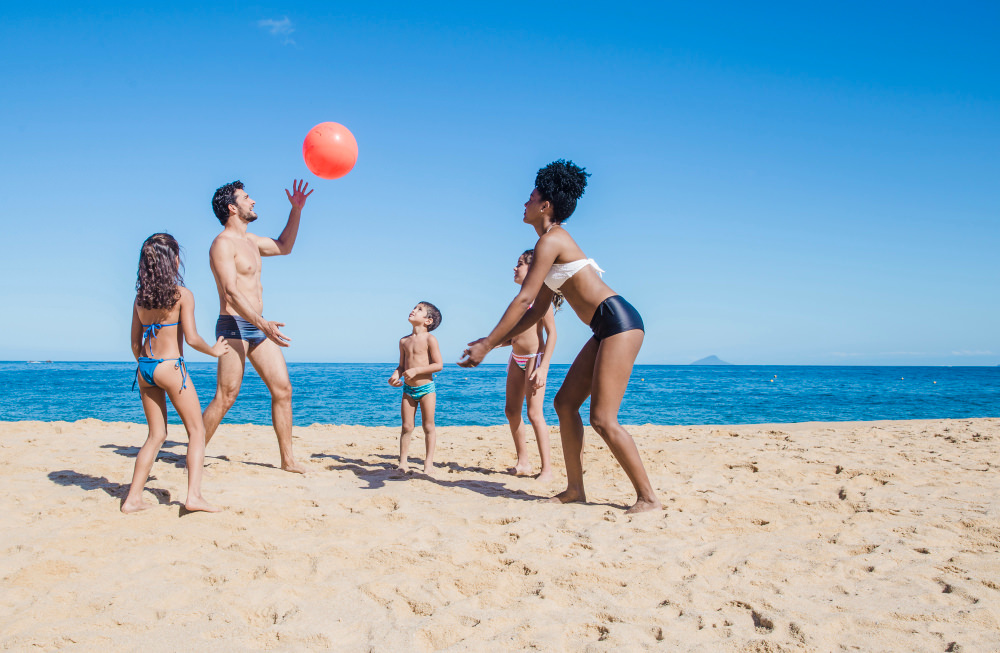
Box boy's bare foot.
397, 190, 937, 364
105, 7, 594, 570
535, 469, 554, 483
625, 497, 663, 514
547, 489, 586, 505
281, 460, 307, 474
508, 463, 533, 476
422, 464, 436, 478
121, 498, 153, 514
184, 497, 222, 513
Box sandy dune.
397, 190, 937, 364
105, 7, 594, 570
2, 418, 999, 651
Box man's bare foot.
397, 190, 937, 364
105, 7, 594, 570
121, 498, 153, 514
625, 497, 663, 514
535, 469, 554, 483
422, 464, 436, 478
281, 460, 307, 474
184, 497, 222, 513
547, 488, 586, 504
507, 462, 533, 476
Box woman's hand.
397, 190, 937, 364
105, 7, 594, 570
458, 338, 489, 368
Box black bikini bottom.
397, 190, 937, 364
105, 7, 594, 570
589, 295, 644, 341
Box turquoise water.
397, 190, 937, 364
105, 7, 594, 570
2, 362, 998, 427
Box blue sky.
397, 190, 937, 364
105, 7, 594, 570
1, 1, 997, 365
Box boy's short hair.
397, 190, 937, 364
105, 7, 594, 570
419, 301, 442, 331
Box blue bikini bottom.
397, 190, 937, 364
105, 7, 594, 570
134, 356, 187, 391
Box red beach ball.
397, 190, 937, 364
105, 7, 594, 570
302, 122, 358, 179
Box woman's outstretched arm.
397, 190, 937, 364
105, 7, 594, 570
459, 235, 560, 367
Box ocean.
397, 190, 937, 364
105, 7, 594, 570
2, 362, 998, 427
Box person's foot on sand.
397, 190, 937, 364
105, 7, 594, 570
625, 497, 662, 514
547, 488, 586, 505
184, 496, 221, 513
393, 464, 412, 477
422, 464, 437, 478
121, 498, 153, 514
508, 462, 533, 476
535, 469, 554, 483
281, 460, 307, 474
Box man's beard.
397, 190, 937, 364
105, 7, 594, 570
241, 209, 258, 223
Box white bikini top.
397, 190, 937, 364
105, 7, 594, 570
544, 258, 604, 291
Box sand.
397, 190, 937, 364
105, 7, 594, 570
2, 417, 999, 651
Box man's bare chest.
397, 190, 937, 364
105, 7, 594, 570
233, 242, 261, 277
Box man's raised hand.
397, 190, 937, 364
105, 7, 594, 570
285, 179, 313, 209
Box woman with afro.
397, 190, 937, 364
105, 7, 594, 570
460, 160, 661, 514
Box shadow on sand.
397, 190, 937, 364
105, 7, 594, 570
47, 469, 171, 507
311, 452, 544, 501
100, 442, 233, 469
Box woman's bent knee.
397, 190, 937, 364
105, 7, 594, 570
590, 413, 620, 438
553, 393, 576, 415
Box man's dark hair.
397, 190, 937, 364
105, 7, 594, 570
535, 159, 590, 223
212, 180, 244, 225
420, 301, 442, 331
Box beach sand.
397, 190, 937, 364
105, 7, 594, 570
2, 418, 999, 651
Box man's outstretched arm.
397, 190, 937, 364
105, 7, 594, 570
258, 179, 313, 257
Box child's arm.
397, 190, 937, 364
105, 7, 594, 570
130, 302, 144, 361
388, 340, 405, 386
178, 288, 230, 357
403, 336, 444, 382
530, 304, 558, 390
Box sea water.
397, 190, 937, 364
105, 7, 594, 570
2, 362, 998, 427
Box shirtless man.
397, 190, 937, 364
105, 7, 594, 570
202, 179, 313, 473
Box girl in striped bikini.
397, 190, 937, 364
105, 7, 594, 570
122, 233, 229, 514
499, 249, 558, 482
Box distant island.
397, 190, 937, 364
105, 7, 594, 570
690, 355, 733, 366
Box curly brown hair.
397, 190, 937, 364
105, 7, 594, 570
519, 249, 564, 311
136, 233, 183, 310
534, 159, 589, 223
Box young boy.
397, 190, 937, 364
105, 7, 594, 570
388, 302, 443, 476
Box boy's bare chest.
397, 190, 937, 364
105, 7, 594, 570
403, 337, 429, 361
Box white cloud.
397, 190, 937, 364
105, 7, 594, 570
951, 350, 994, 356
258, 17, 295, 45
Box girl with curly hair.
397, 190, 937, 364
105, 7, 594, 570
461, 161, 661, 514
123, 233, 229, 514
